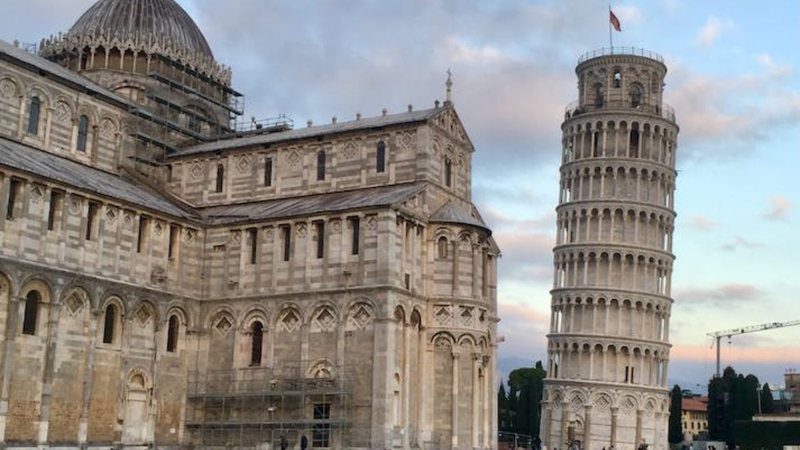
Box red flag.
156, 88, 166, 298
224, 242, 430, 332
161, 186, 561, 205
610, 10, 622, 31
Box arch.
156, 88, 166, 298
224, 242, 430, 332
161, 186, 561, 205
276, 304, 304, 333
394, 305, 406, 323
309, 303, 338, 332
410, 308, 422, 329
20, 279, 52, 335
316, 150, 326, 181
307, 359, 335, 379
240, 305, 269, 330
345, 301, 374, 331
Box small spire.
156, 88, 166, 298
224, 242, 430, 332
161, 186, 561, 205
356, 112, 361, 120
435, 100, 440, 109
332, 116, 337, 124
445, 69, 453, 104
382, 108, 388, 116
307, 119, 313, 128
408, 104, 413, 112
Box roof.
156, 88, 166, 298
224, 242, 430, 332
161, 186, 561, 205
69, 0, 214, 59
682, 397, 708, 412
430, 200, 490, 232
199, 182, 426, 226
171, 107, 444, 158
0, 137, 197, 220
0, 40, 132, 108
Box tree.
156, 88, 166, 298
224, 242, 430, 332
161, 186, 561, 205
502, 361, 547, 437
759, 383, 774, 414
498, 383, 510, 431
707, 366, 761, 446
669, 385, 683, 443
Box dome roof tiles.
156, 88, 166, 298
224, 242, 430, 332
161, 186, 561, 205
69, 0, 213, 59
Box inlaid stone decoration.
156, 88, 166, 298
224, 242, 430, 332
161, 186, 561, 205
399, 131, 415, 149
215, 316, 233, 335
68, 196, 82, 215
185, 229, 195, 243
331, 219, 342, 233
135, 305, 152, 326
347, 304, 373, 331
235, 155, 250, 174
296, 223, 307, 238
0, 79, 16, 98
64, 292, 85, 315
434, 305, 452, 326
55, 101, 72, 122
99, 118, 117, 139
190, 162, 204, 180
279, 309, 301, 333
366, 215, 378, 231
29, 185, 43, 204
263, 227, 274, 241
105, 206, 117, 225
342, 140, 358, 159
287, 149, 301, 167
312, 307, 336, 333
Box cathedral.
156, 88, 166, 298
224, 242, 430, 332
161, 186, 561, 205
0, 0, 499, 449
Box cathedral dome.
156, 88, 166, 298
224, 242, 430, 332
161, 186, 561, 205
69, 0, 214, 60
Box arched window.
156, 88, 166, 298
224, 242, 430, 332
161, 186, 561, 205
444, 158, 452, 187
250, 321, 264, 366
593, 84, 604, 108
77, 115, 89, 152
613, 69, 622, 88
437, 236, 448, 259
376, 141, 386, 173
27, 97, 41, 135
630, 85, 642, 108
629, 129, 640, 157
102, 304, 117, 344
215, 164, 224, 193
22, 290, 40, 335
166, 315, 179, 353
316, 150, 326, 181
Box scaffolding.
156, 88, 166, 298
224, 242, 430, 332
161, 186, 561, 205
186, 364, 353, 449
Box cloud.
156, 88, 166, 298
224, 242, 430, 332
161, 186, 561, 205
720, 235, 763, 252
695, 16, 735, 48
763, 196, 792, 221
497, 302, 550, 359
688, 215, 716, 232
668, 59, 800, 161
672, 343, 800, 363
756, 54, 794, 79
675, 283, 761, 304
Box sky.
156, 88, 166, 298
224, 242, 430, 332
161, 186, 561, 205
2, 0, 799, 390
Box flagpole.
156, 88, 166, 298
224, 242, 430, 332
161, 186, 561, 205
608, 5, 613, 51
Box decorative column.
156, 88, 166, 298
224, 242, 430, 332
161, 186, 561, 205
610, 407, 618, 448
451, 352, 459, 449
584, 404, 593, 450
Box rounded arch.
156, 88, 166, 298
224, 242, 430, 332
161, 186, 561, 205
204, 305, 238, 329
127, 367, 152, 390
130, 299, 158, 326
393, 305, 406, 324
99, 294, 126, 316
307, 359, 336, 379
19, 278, 53, 304
240, 305, 269, 330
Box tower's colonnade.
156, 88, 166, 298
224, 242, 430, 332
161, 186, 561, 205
541, 48, 679, 450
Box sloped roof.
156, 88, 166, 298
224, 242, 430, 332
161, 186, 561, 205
430, 200, 489, 232
172, 107, 443, 158
0, 40, 131, 107
682, 397, 708, 412
200, 182, 426, 226
0, 137, 197, 220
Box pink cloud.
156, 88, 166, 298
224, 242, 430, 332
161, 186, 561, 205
763, 196, 792, 221
689, 215, 716, 232
674, 283, 761, 304
672, 343, 800, 363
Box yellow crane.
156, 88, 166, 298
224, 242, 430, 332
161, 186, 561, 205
707, 320, 800, 377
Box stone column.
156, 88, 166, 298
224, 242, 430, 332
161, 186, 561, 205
560, 400, 569, 449
472, 354, 480, 449
451, 352, 459, 449
78, 308, 101, 444
584, 404, 593, 450
635, 408, 643, 448
610, 407, 619, 448
37, 295, 63, 444
0, 294, 21, 441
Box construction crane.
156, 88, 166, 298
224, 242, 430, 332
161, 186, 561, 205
708, 320, 800, 377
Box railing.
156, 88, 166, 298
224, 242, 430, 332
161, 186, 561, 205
232, 114, 294, 134
578, 47, 664, 64
187, 366, 347, 397
564, 99, 676, 122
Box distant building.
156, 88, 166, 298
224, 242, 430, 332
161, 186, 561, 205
681, 396, 708, 439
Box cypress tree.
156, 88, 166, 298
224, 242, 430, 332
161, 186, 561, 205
668, 385, 683, 443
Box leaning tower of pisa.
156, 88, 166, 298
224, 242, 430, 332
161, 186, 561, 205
540, 48, 679, 450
